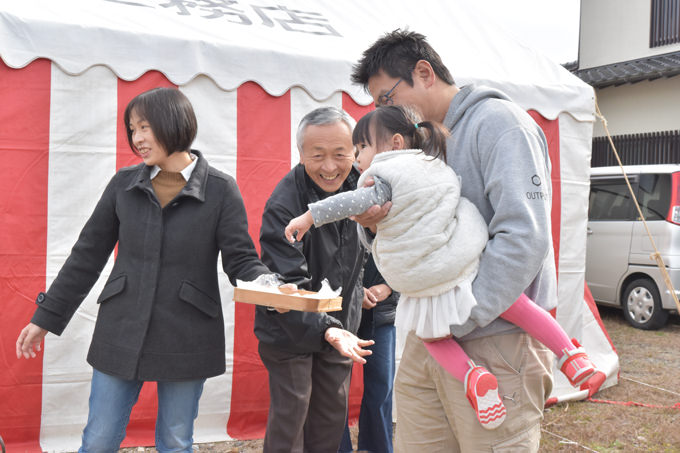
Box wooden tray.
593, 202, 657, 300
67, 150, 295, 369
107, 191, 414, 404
233, 287, 342, 312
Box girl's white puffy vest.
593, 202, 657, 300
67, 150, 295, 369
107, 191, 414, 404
358, 149, 488, 297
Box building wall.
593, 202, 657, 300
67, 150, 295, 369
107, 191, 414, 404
580, 0, 680, 69
592, 76, 680, 137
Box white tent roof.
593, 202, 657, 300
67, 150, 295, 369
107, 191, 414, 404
0, 0, 593, 120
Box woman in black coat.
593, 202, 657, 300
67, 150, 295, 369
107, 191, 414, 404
15, 87, 279, 453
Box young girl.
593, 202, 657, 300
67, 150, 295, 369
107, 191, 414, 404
15, 87, 287, 452
285, 105, 598, 430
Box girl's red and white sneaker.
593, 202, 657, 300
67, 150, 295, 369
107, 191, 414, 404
464, 362, 507, 430
557, 338, 596, 387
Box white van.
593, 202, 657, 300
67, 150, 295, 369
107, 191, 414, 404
586, 164, 680, 329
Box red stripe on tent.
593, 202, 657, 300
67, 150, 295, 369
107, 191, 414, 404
342, 92, 374, 121
584, 283, 617, 353
116, 72, 176, 449
0, 58, 51, 452
528, 112, 561, 317
229, 82, 291, 439
528, 112, 561, 279
342, 93, 374, 426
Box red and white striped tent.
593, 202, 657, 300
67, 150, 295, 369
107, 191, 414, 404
1, 0, 619, 451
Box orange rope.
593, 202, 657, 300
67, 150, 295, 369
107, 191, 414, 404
587, 396, 680, 410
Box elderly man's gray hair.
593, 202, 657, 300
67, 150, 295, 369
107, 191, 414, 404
296, 106, 356, 153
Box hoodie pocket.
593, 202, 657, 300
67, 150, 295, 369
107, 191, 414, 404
178, 281, 219, 318
97, 274, 127, 304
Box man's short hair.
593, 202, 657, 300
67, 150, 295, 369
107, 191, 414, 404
351, 29, 455, 90
296, 106, 356, 153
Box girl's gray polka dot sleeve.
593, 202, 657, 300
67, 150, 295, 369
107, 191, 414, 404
308, 176, 392, 227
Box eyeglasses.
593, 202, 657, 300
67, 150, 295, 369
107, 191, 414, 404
377, 79, 402, 106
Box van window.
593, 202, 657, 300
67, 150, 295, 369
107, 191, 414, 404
589, 178, 636, 221
637, 174, 670, 221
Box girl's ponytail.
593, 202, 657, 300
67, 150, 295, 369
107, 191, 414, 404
412, 120, 448, 161
372, 105, 449, 161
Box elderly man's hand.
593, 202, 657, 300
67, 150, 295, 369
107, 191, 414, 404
324, 327, 374, 363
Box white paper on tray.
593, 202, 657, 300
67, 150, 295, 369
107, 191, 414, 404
236, 277, 341, 299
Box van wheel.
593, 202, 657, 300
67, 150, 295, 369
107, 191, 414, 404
622, 278, 668, 330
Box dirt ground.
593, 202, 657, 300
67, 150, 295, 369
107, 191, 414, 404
122, 305, 680, 452
539, 306, 680, 452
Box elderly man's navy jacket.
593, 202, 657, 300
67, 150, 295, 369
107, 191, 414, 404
255, 164, 366, 353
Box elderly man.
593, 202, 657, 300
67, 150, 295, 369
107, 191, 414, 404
254, 106, 373, 453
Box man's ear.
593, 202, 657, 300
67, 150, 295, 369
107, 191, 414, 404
413, 60, 436, 89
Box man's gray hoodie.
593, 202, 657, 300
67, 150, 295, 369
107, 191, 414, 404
443, 84, 558, 339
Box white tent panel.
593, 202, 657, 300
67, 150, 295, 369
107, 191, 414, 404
41, 65, 119, 452
186, 74, 239, 178
0, 0, 593, 119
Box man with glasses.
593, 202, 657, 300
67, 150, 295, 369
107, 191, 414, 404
351, 29, 556, 452
377, 78, 402, 106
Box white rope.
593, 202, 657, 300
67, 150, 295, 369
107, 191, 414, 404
541, 428, 601, 452
621, 375, 680, 397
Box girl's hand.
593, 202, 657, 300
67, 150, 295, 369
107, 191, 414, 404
285, 211, 314, 243
324, 327, 374, 363
16, 323, 48, 359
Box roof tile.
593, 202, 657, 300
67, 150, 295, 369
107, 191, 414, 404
569, 50, 680, 88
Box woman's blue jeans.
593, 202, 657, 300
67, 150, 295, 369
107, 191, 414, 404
339, 323, 396, 453
78, 369, 205, 453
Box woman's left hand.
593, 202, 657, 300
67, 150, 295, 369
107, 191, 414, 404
16, 323, 48, 359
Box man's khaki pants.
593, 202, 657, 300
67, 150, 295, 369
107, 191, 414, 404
395, 331, 553, 452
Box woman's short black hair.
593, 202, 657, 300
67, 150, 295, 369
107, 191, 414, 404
124, 87, 197, 156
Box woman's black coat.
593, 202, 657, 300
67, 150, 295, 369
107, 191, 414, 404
31, 151, 270, 381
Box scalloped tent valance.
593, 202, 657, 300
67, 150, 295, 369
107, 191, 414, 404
0, 0, 594, 120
